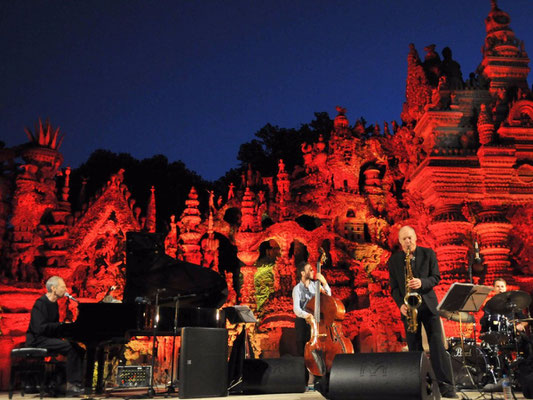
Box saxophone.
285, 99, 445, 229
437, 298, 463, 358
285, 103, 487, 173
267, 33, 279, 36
404, 248, 422, 333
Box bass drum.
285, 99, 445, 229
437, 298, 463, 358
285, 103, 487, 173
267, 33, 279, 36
447, 339, 499, 389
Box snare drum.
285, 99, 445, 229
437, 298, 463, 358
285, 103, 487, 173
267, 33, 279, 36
447, 337, 475, 353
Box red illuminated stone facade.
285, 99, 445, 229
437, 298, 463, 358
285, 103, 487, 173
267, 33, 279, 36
0, 0, 532, 389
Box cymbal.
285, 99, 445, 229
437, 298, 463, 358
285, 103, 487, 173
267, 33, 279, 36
439, 310, 475, 323
486, 290, 532, 314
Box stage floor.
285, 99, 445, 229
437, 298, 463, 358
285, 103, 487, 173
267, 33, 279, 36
0, 390, 530, 399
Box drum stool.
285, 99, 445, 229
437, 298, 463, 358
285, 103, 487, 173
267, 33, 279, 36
8, 347, 61, 399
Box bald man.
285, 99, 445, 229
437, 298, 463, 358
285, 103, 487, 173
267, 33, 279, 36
388, 226, 455, 398
26, 276, 84, 395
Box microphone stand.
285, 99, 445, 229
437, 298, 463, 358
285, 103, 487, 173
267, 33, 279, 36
64, 296, 74, 323
165, 297, 179, 396
126, 290, 164, 400
147, 290, 162, 397
468, 256, 473, 284
162, 293, 195, 397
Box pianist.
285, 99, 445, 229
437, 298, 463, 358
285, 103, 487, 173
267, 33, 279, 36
26, 276, 84, 395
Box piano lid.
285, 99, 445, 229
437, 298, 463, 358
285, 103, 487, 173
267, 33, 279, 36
146, 258, 228, 308
124, 232, 228, 308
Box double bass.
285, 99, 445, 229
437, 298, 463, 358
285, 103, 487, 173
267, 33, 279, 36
304, 249, 354, 376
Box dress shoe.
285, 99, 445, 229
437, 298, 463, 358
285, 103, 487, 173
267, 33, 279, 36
439, 383, 457, 398
66, 383, 83, 397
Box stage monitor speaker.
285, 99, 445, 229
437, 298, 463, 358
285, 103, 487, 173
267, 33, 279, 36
328, 352, 440, 400
178, 327, 228, 399
242, 357, 306, 394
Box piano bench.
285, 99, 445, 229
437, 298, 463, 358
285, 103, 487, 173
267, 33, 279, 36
8, 348, 63, 399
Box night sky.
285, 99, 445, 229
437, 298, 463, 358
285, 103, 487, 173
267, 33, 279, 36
2, 0, 532, 181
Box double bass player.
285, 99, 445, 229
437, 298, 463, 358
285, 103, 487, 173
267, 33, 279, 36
292, 260, 331, 357
292, 254, 353, 389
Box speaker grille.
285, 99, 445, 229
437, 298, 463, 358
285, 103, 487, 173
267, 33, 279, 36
329, 352, 440, 400
178, 327, 228, 398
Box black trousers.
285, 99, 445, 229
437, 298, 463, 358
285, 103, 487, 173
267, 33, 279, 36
28, 337, 84, 385
295, 317, 311, 357
403, 306, 454, 387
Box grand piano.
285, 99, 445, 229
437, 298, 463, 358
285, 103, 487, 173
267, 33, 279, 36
60, 232, 228, 394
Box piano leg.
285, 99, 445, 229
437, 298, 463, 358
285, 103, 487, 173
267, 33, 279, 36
96, 346, 106, 394
83, 345, 97, 395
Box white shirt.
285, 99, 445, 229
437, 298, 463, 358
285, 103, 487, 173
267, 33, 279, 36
292, 280, 331, 319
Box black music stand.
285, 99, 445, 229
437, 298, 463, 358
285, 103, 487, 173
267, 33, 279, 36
225, 306, 258, 393
225, 305, 258, 324
438, 283, 492, 348
438, 283, 492, 316
438, 283, 493, 392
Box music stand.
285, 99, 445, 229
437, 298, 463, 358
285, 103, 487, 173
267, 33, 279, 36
438, 283, 492, 315
225, 305, 258, 324
438, 283, 493, 392
225, 306, 258, 393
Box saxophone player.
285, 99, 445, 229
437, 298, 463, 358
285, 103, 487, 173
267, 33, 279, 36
388, 226, 456, 398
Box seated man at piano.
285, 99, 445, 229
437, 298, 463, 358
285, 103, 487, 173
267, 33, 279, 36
26, 276, 84, 395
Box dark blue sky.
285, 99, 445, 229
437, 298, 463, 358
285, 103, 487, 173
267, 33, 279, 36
1, 0, 532, 181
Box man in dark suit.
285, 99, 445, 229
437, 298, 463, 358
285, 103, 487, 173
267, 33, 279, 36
388, 226, 455, 398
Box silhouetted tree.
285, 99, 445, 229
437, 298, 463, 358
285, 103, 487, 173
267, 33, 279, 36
235, 111, 333, 177
70, 112, 334, 233
70, 150, 210, 233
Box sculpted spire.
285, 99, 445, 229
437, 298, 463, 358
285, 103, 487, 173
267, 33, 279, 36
178, 187, 202, 263
144, 186, 156, 233
333, 106, 349, 130
480, 0, 530, 94
477, 104, 495, 145
24, 118, 65, 150
60, 167, 71, 203
401, 43, 432, 123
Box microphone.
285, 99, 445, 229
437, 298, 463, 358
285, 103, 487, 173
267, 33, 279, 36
474, 241, 482, 263
104, 285, 116, 297
64, 292, 79, 303
135, 296, 150, 304
471, 240, 484, 276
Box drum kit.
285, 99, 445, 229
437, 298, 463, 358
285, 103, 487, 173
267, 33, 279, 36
441, 290, 532, 390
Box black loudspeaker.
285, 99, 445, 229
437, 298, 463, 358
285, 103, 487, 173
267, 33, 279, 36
178, 327, 228, 398
242, 357, 306, 394
328, 352, 440, 400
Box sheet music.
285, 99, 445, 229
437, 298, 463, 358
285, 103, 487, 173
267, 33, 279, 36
224, 305, 258, 323
437, 283, 493, 313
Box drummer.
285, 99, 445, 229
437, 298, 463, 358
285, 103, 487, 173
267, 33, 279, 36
480, 278, 528, 334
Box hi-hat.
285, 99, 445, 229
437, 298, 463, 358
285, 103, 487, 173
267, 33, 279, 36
439, 310, 475, 323
486, 290, 531, 314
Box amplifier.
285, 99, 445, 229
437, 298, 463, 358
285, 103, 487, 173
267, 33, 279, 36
116, 365, 151, 388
